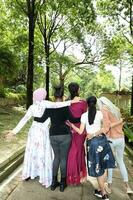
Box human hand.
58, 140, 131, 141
86, 134, 93, 140
66, 120, 73, 127
71, 97, 80, 104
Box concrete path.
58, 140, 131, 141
5, 170, 133, 200
1, 153, 133, 200
0, 142, 132, 200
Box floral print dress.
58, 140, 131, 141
13, 100, 71, 187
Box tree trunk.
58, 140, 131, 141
118, 61, 122, 93
129, 0, 133, 115
45, 55, 50, 99
59, 64, 64, 87
26, 0, 36, 109
131, 75, 133, 115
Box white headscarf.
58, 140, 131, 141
97, 96, 121, 120
33, 88, 47, 102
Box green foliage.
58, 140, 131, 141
16, 85, 26, 93
97, 0, 131, 20
0, 0, 132, 103
0, 87, 6, 98
61, 66, 117, 98
123, 124, 133, 143
103, 35, 127, 65
0, 46, 17, 78
0, 0, 28, 88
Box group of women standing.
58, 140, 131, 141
7, 82, 133, 200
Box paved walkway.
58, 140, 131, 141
0, 151, 133, 200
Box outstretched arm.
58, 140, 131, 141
9, 106, 33, 135
44, 97, 80, 108
44, 100, 71, 108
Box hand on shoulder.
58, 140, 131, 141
71, 97, 80, 103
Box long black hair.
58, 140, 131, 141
86, 96, 97, 125
68, 82, 79, 100
53, 85, 64, 99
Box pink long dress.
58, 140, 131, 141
67, 100, 87, 185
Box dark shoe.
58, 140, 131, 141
50, 176, 60, 191
60, 177, 67, 192
24, 177, 31, 181
60, 183, 67, 192
94, 189, 102, 198
102, 194, 109, 200
51, 181, 60, 191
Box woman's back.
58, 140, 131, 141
69, 100, 87, 118
101, 106, 123, 138
67, 100, 87, 185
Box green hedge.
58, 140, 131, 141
124, 123, 133, 143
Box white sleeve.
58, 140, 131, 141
43, 100, 71, 108
81, 113, 87, 124
12, 106, 33, 134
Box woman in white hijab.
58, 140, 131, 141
97, 96, 133, 194
6, 88, 78, 188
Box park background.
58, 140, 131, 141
0, 2, 133, 200
0, 0, 133, 147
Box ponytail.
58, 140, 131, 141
87, 96, 97, 125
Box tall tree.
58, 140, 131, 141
26, 0, 37, 108
37, 0, 96, 99
15, 0, 45, 108
97, 0, 133, 114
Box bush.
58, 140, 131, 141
123, 123, 133, 143
16, 85, 26, 93
0, 87, 6, 98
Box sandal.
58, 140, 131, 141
104, 183, 112, 194
126, 187, 133, 194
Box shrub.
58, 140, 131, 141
123, 123, 133, 143
16, 85, 26, 93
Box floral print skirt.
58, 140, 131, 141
86, 134, 116, 177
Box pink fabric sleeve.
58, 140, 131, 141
82, 101, 88, 113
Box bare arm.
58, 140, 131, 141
86, 127, 105, 139
69, 122, 85, 135
110, 118, 123, 128
87, 119, 123, 140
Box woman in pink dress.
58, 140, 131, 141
67, 82, 87, 185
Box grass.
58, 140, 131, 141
0, 105, 31, 145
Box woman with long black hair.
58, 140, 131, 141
67, 96, 116, 200
67, 82, 87, 185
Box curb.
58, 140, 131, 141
0, 146, 25, 183
125, 144, 133, 162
